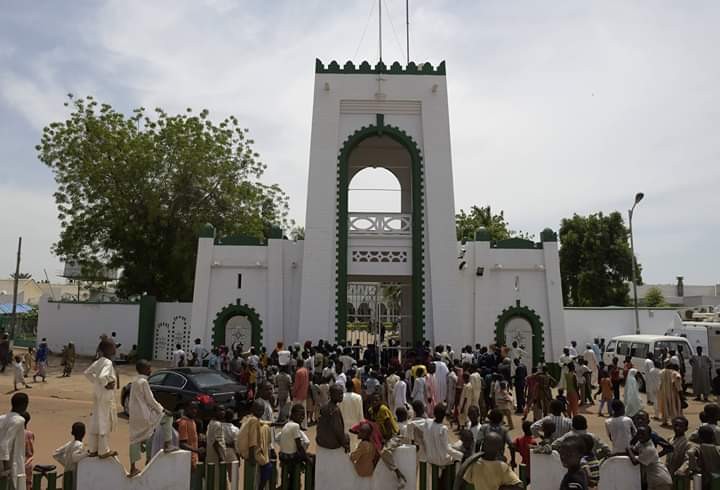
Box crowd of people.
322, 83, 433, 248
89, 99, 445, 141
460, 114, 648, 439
2, 335, 720, 490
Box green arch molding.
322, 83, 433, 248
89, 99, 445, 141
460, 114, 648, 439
212, 303, 263, 349
494, 302, 545, 367
335, 115, 426, 345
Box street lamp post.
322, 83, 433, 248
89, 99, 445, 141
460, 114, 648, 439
629, 192, 644, 335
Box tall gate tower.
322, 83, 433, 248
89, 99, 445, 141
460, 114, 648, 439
298, 60, 460, 346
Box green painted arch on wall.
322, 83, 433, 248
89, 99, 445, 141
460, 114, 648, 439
494, 302, 545, 367
335, 115, 426, 345
212, 303, 263, 349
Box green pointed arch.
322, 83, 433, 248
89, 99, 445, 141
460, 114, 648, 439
335, 115, 426, 345
494, 301, 545, 367
212, 303, 263, 349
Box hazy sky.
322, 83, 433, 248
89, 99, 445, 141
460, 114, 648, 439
1, 1, 718, 286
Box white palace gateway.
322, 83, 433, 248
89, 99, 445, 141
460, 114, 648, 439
189, 59, 567, 365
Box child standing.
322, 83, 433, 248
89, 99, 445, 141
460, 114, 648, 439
628, 426, 672, 490
23, 347, 34, 377
128, 359, 168, 477
556, 388, 569, 417
511, 421, 536, 482
558, 436, 588, 490
597, 371, 613, 417
580, 434, 600, 489
666, 416, 689, 478
205, 406, 227, 488
495, 381, 515, 430
462, 432, 522, 490
605, 400, 636, 455
477, 409, 515, 462
13, 356, 31, 391
52, 422, 87, 490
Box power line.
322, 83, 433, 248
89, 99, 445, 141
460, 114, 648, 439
383, 0, 406, 61
353, 1, 377, 61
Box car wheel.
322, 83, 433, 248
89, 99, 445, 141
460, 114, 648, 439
122, 393, 130, 416
638, 375, 646, 393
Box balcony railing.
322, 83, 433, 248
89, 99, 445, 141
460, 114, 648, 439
348, 212, 411, 235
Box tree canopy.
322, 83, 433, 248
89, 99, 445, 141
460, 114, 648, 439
38, 95, 289, 301
644, 286, 668, 307
455, 205, 531, 241
559, 211, 642, 307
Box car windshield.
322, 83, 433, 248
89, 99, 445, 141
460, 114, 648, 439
190, 371, 234, 389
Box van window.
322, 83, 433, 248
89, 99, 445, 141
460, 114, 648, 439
630, 343, 649, 358
616, 342, 631, 356
605, 341, 616, 353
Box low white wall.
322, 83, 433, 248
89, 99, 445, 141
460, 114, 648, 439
76, 451, 190, 490
37, 296, 139, 356
315, 444, 417, 490
563, 307, 682, 353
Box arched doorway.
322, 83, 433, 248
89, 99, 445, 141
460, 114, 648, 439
494, 302, 545, 366
336, 116, 426, 346
212, 303, 263, 349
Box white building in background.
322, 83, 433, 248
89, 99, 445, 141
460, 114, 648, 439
188, 59, 568, 365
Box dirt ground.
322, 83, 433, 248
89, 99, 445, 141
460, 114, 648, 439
0, 353, 709, 475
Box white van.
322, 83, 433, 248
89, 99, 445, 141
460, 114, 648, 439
603, 335, 693, 389
666, 321, 720, 370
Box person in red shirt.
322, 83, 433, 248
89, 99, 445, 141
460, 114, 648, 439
511, 420, 536, 483
292, 362, 310, 429
178, 402, 202, 471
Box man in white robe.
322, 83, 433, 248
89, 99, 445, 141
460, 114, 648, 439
0, 393, 29, 490
84, 340, 118, 458
128, 359, 169, 476
558, 347, 572, 390
339, 378, 364, 450
394, 374, 408, 413
385, 370, 400, 413
582, 344, 599, 385
433, 359, 449, 404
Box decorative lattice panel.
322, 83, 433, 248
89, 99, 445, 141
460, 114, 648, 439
351, 250, 408, 263
153, 315, 190, 361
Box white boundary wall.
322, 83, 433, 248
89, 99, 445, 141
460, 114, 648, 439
564, 307, 682, 348
37, 296, 140, 356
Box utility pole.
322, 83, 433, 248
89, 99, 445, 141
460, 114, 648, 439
406, 0, 410, 63
628, 193, 644, 335
10, 236, 22, 342
378, 0, 383, 62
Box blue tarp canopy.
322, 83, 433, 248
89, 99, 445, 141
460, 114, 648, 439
0, 304, 33, 314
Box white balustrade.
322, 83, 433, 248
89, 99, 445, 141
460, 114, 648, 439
348, 213, 411, 235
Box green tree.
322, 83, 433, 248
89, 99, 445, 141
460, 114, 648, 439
38, 95, 289, 301
455, 205, 531, 241
644, 286, 668, 307
290, 226, 305, 240
559, 211, 642, 306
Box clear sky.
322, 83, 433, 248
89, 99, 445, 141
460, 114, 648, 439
0, 1, 718, 286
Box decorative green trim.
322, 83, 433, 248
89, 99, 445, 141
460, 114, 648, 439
475, 227, 492, 242
540, 228, 557, 242
494, 301, 545, 367
564, 306, 679, 310
491, 238, 542, 249
137, 295, 157, 360
199, 223, 215, 238
335, 117, 426, 345
214, 235, 267, 246
212, 302, 263, 349
316, 58, 446, 76
47, 299, 138, 305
